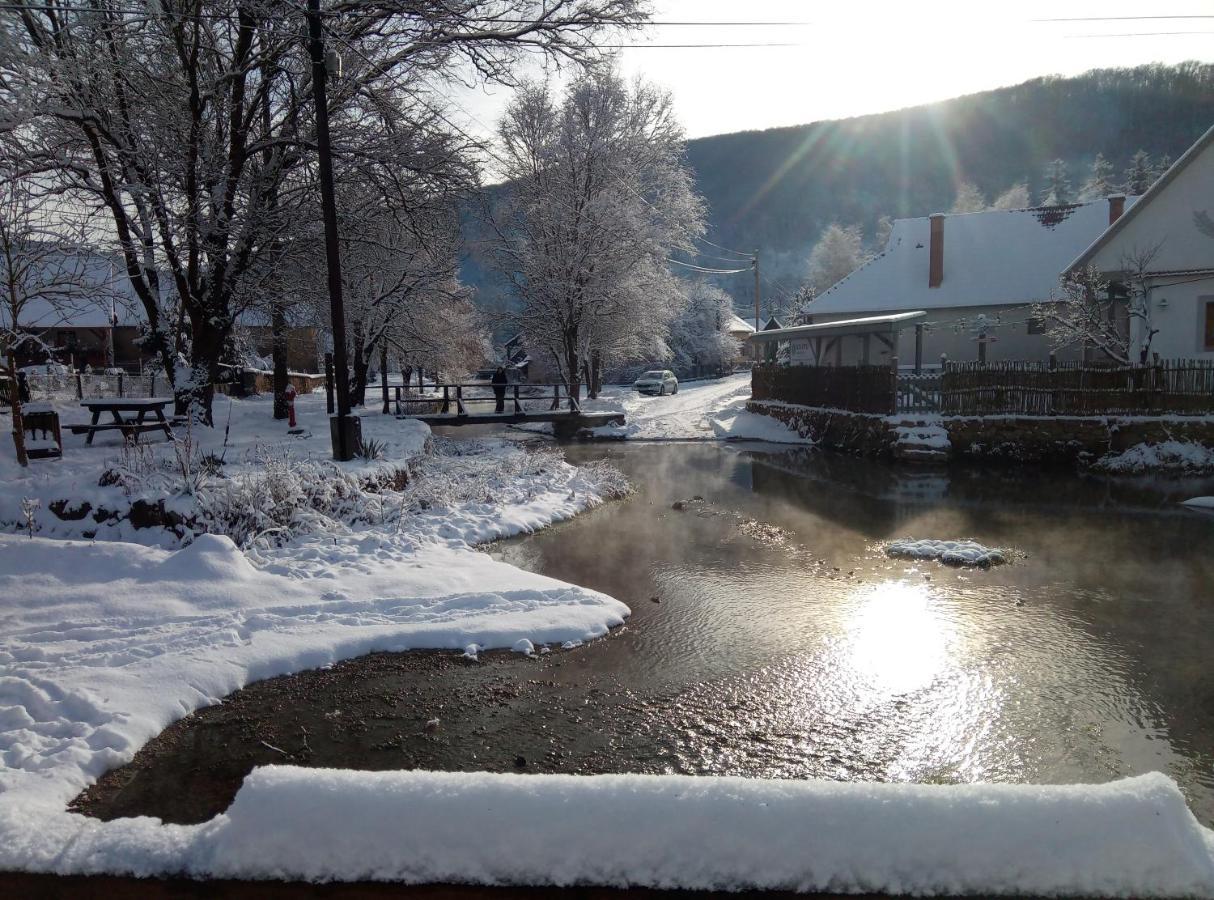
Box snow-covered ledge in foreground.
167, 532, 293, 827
5, 767, 1214, 896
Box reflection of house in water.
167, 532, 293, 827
744, 446, 1211, 533
747, 449, 952, 535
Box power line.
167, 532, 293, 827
695, 234, 753, 259
1064, 30, 1214, 37
1034, 15, 1214, 21
666, 258, 751, 275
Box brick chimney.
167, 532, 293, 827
1108, 194, 1126, 226
928, 214, 944, 288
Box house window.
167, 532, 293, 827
1204, 299, 1214, 351
1027, 316, 1047, 335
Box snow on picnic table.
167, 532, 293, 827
583, 372, 804, 443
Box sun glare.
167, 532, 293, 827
845, 580, 954, 698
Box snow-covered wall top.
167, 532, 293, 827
808, 197, 1138, 316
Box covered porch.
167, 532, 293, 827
749, 311, 928, 371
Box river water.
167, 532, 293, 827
75, 439, 1214, 827
491, 442, 1214, 822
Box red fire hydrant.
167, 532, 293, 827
285, 382, 297, 429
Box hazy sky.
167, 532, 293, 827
445, 0, 1213, 156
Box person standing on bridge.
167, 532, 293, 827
492, 366, 508, 413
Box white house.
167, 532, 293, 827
803, 196, 1137, 366
1068, 123, 1214, 362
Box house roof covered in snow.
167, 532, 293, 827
727, 313, 756, 334
6, 248, 147, 330
805, 197, 1138, 318
750, 311, 925, 343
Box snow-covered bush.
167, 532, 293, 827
1094, 440, 1214, 474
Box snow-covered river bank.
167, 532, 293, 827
5, 385, 1214, 894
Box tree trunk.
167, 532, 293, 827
350, 348, 369, 407
380, 343, 390, 415
271, 300, 289, 419
6, 349, 28, 467
588, 349, 602, 399
178, 313, 224, 425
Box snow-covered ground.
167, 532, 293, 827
584, 373, 804, 443
6, 387, 1214, 892
0, 390, 430, 542
1183, 496, 1214, 510
0, 431, 633, 880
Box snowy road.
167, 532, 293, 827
590, 373, 802, 442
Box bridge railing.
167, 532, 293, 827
392, 382, 581, 417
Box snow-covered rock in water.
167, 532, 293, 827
1182, 496, 1214, 510
886, 538, 1007, 567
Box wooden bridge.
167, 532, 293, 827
388, 382, 625, 436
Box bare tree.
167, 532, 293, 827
493, 70, 704, 400
0, 177, 114, 464
1034, 246, 1162, 365
2, 0, 650, 421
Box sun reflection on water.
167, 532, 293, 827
845, 580, 954, 698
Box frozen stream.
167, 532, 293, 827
76, 441, 1214, 828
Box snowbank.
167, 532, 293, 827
1183, 496, 1214, 510
0, 438, 634, 879
1096, 440, 1214, 474
886, 538, 1007, 567
10, 768, 1214, 896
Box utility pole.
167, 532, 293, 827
306, 0, 360, 460
752, 250, 761, 361
752, 250, 761, 332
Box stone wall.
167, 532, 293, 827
746, 400, 1214, 466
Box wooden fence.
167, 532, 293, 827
752, 364, 895, 414
939, 359, 1214, 416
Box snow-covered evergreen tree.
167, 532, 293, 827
991, 182, 1032, 210
1124, 150, 1153, 195
873, 215, 894, 250
1078, 154, 1117, 200
950, 182, 987, 213
1039, 160, 1072, 205
805, 224, 866, 295
1151, 154, 1173, 184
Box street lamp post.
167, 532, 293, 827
306, 0, 360, 460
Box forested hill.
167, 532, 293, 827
462, 63, 1214, 319
684, 63, 1214, 304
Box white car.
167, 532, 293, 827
633, 369, 678, 396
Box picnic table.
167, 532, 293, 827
70, 397, 176, 445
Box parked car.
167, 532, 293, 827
633, 369, 678, 396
